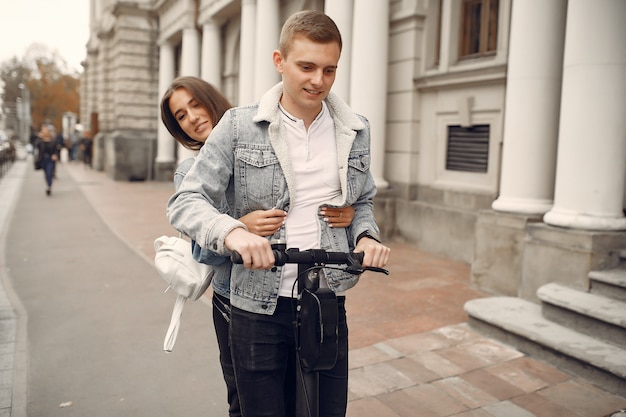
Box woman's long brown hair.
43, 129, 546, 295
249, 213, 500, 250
160, 76, 232, 150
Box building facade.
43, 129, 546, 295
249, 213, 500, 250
80, 0, 626, 303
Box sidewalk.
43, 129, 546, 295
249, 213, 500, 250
62, 162, 626, 417
1, 159, 625, 416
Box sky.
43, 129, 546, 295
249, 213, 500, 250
0, 0, 90, 73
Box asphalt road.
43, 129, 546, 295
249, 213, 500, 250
2, 159, 227, 416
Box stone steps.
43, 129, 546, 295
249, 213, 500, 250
538, 282, 626, 349
465, 255, 626, 396
465, 296, 626, 396
589, 263, 626, 302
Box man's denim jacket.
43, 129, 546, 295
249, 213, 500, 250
167, 82, 380, 315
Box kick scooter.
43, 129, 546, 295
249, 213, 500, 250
233, 243, 389, 417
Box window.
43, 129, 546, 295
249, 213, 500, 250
446, 125, 489, 173
459, 0, 499, 59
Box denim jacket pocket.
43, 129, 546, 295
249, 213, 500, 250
235, 145, 285, 210
347, 150, 371, 201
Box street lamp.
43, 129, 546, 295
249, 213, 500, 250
15, 97, 22, 141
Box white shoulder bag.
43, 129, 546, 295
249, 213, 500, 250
154, 235, 214, 351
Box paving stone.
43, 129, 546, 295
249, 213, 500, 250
457, 338, 524, 365
350, 344, 397, 369
410, 350, 465, 378
346, 396, 401, 417
511, 393, 584, 417
373, 342, 404, 359
508, 357, 571, 385
435, 345, 492, 373
387, 356, 441, 384
378, 389, 439, 417
385, 331, 452, 355
404, 383, 469, 416
449, 408, 493, 417
460, 368, 526, 400
433, 323, 482, 344
481, 400, 538, 417
483, 361, 552, 393
348, 362, 415, 398
538, 380, 626, 417
434, 376, 499, 409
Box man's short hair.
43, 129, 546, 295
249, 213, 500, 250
279, 10, 342, 58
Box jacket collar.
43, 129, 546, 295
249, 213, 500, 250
253, 82, 365, 131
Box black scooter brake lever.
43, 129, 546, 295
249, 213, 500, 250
344, 265, 389, 275
362, 266, 390, 275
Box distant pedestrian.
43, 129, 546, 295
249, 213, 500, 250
68, 124, 83, 161
41, 125, 62, 177
34, 125, 60, 196
55, 129, 65, 156
79, 131, 93, 167
29, 125, 38, 147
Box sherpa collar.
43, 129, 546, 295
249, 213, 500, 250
253, 82, 365, 131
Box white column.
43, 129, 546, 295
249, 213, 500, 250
156, 42, 176, 165
492, 0, 567, 214
181, 27, 200, 76
201, 20, 222, 88
325, 0, 354, 102
349, 0, 389, 188
239, 0, 257, 105
179, 27, 201, 162
544, 0, 626, 230
254, 0, 280, 99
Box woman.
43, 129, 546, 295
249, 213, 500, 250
160, 76, 354, 416
35, 125, 60, 196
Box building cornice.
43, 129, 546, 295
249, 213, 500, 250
414, 64, 507, 91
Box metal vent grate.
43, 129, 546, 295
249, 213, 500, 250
446, 125, 489, 172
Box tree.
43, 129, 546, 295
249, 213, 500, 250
0, 57, 31, 136
26, 56, 80, 131
1, 44, 80, 138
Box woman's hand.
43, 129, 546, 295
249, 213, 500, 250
239, 209, 287, 237
319, 205, 355, 228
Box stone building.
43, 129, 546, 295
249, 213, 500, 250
80, 0, 626, 391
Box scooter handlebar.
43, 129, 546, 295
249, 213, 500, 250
230, 247, 364, 266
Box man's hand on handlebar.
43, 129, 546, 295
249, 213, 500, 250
224, 228, 275, 270
354, 237, 390, 269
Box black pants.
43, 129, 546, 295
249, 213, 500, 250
230, 297, 349, 417
213, 292, 241, 417
42, 157, 55, 188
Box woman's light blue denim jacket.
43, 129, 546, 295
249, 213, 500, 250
167, 82, 380, 315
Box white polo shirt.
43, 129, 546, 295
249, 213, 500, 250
278, 101, 341, 297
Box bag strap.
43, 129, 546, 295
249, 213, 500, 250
163, 294, 187, 352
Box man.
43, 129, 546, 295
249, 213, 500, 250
168, 10, 390, 417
